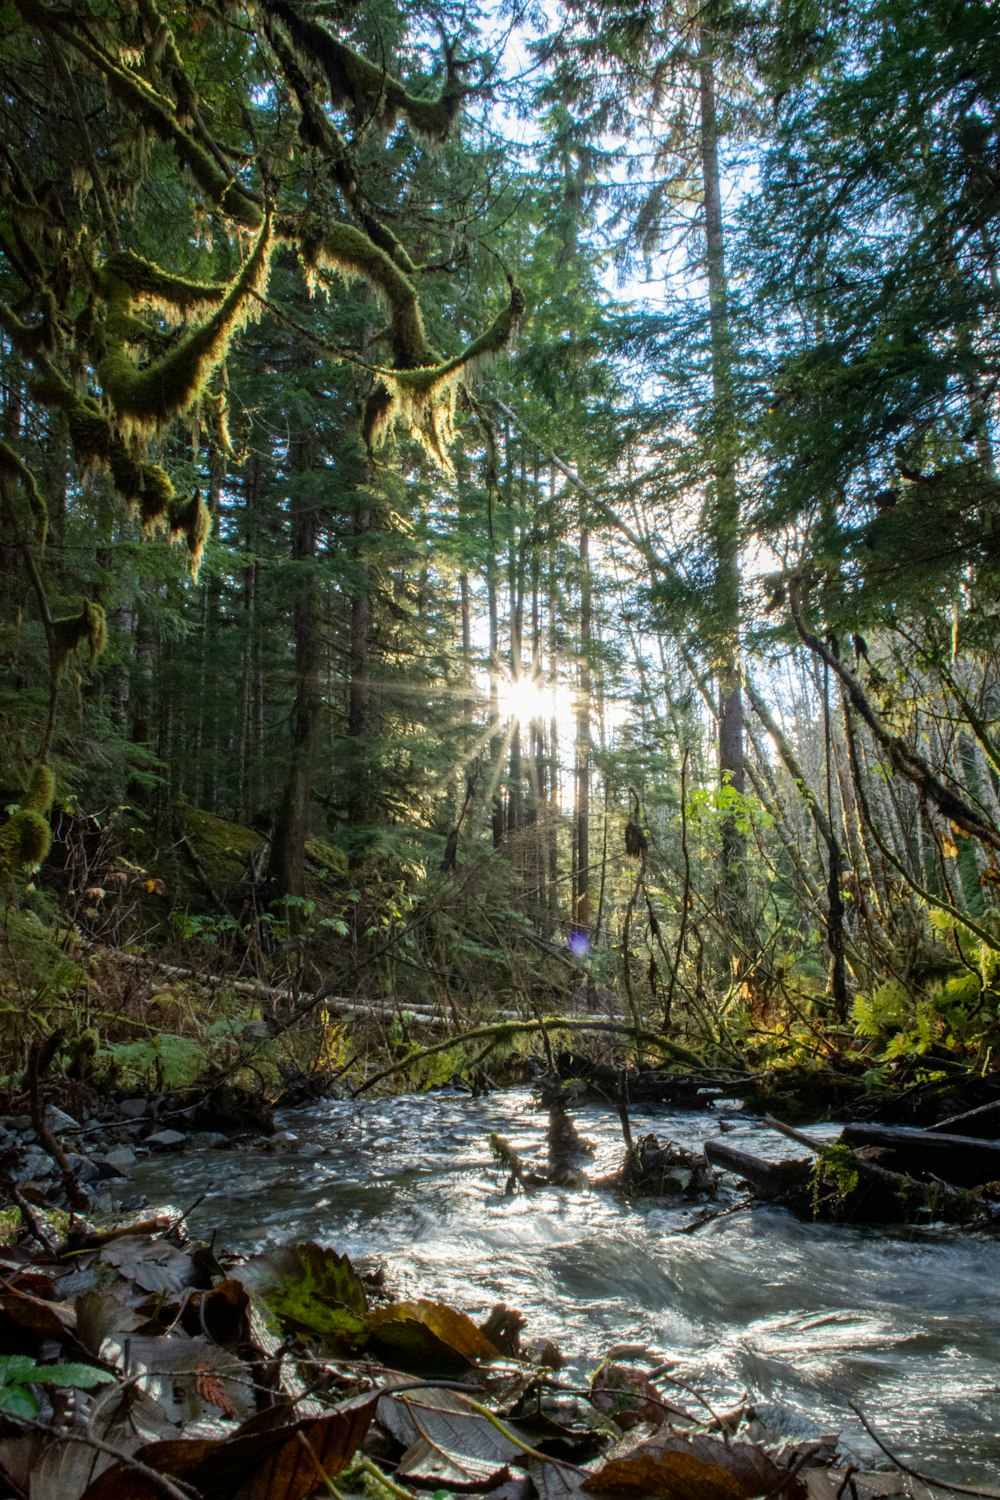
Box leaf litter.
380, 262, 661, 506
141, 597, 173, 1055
0, 1212, 946, 1500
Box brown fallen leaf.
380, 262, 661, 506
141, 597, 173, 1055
582, 1428, 808, 1500
367, 1298, 499, 1372
78, 1395, 377, 1500
591, 1362, 695, 1430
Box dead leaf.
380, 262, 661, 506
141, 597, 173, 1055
396, 1435, 512, 1489
380, 1386, 523, 1463
591, 1363, 694, 1429
527, 1454, 590, 1500
366, 1298, 499, 1372
582, 1429, 808, 1500
181, 1279, 251, 1346
74, 1288, 144, 1360
100, 1238, 201, 1296
0, 1281, 76, 1346
78, 1394, 377, 1500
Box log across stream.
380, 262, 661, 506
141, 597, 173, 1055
128, 1088, 1000, 1485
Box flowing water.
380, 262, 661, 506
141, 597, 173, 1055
130, 1089, 1000, 1484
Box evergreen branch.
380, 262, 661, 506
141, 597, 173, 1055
17, 0, 262, 227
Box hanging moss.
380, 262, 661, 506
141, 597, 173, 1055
52, 601, 108, 676
0, 440, 47, 543
0, 809, 52, 889
265, 27, 418, 275
98, 212, 274, 442
63, 24, 263, 227
168, 490, 212, 576
101, 249, 228, 320
64, 397, 176, 528
293, 217, 431, 368
266, 0, 463, 144
364, 282, 523, 466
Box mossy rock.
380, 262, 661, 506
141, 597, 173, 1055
304, 839, 348, 878
175, 803, 264, 901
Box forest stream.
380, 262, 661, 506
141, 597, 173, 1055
127, 1090, 1000, 1486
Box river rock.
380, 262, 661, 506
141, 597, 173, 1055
102, 1146, 137, 1168
187, 1131, 230, 1148
63, 1152, 101, 1183
119, 1098, 148, 1120
144, 1129, 187, 1150
271, 1130, 300, 1150
44, 1105, 79, 1133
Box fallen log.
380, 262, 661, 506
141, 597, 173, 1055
702, 1140, 812, 1203
840, 1122, 1000, 1188
705, 1122, 985, 1226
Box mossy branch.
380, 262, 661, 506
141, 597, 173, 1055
289, 216, 432, 367
101, 250, 229, 320
52, 601, 108, 676
352, 1017, 704, 1097
32, 350, 209, 575
0, 765, 55, 891
266, 0, 463, 144
264, 23, 418, 275
364, 281, 524, 466
21, 0, 263, 227
98, 211, 274, 441
0, 440, 47, 544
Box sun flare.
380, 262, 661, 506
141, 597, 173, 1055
498, 671, 555, 727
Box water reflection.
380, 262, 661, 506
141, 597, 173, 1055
130, 1088, 1000, 1482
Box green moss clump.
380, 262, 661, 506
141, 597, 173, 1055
0, 763, 56, 890
25, 763, 55, 814
811, 1143, 861, 1218
52, 601, 108, 675
174, 803, 264, 903
0, 809, 52, 886
305, 838, 348, 877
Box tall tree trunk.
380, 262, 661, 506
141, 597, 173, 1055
267, 433, 322, 902
343, 482, 375, 868
573, 505, 591, 939
698, 31, 746, 940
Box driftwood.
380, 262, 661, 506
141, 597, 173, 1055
702, 1141, 809, 1201
704, 1118, 985, 1226
930, 1097, 1000, 1136
840, 1122, 1000, 1188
